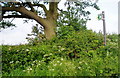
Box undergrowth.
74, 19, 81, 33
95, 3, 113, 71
2, 26, 118, 76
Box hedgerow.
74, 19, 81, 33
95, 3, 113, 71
2, 26, 118, 76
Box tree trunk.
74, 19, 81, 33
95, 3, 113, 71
43, 19, 56, 40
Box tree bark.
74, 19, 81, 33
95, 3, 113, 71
44, 19, 56, 40
32, 14, 57, 40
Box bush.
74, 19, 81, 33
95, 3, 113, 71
2, 26, 118, 76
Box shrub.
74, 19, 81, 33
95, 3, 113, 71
2, 26, 118, 76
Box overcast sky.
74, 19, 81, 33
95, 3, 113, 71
0, 0, 119, 45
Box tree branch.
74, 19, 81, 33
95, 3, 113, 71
2, 6, 48, 28
57, 7, 63, 12
48, 2, 59, 20
2, 6, 42, 19
32, 4, 48, 15
3, 15, 33, 19
26, 2, 36, 13
49, 2, 58, 13
2, 7, 20, 11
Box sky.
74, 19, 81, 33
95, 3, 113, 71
0, 0, 119, 45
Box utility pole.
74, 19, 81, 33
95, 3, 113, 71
102, 11, 106, 46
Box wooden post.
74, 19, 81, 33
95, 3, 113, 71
102, 11, 106, 46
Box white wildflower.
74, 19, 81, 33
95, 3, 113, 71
8, 47, 11, 50
27, 67, 32, 71
58, 46, 61, 48
44, 54, 48, 57
10, 61, 14, 63
79, 61, 82, 64
33, 61, 35, 63
60, 63, 62, 65
57, 61, 60, 63
78, 67, 81, 69
49, 53, 52, 55
61, 58, 63, 61
23, 70, 26, 72
16, 61, 19, 63
61, 48, 65, 51
54, 64, 57, 66
26, 49, 29, 51
50, 69, 54, 71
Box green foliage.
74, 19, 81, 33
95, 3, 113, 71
57, 1, 100, 31
2, 26, 118, 76
1, 1, 118, 76
26, 24, 46, 45
0, 20, 16, 31
2, 45, 44, 73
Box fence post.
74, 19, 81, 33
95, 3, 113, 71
102, 11, 106, 46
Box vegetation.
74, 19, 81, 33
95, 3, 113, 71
2, 26, 118, 76
1, 0, 118, 77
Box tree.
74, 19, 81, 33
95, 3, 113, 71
26, 24, 46, 45
0, 0, 99, 40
